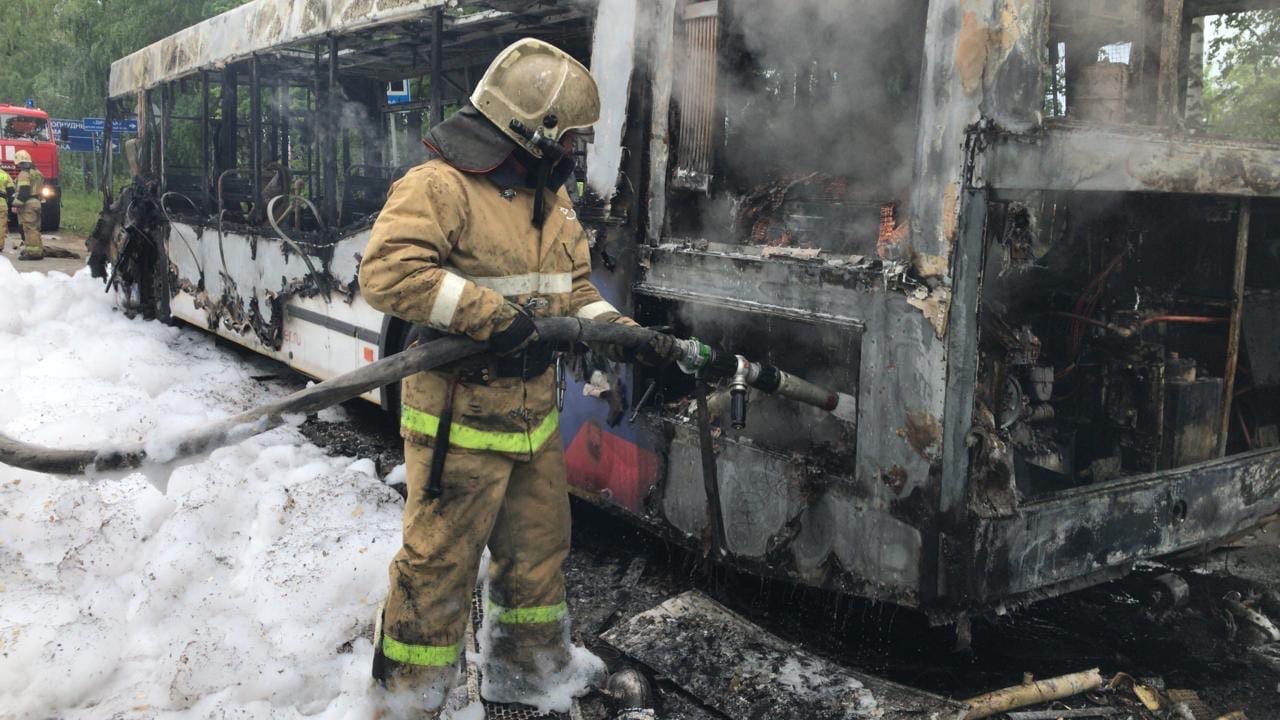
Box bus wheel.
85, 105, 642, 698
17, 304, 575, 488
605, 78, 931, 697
381, 317, 411, 419
40, 197, 60, 232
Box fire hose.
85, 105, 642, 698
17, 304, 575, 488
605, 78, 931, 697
0, 318, 846, 477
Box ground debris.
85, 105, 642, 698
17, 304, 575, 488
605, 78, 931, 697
963, 668, 1104, 719
38, 244, 81, 259
761, 245, 824, 261
1006, 708, 1128, 719
967, 670, 1246, 720
601, 590, 968, 720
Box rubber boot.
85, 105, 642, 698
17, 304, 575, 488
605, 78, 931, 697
479, 617, 605, 710
371, 602, 464, 719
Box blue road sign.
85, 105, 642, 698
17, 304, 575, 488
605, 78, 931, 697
82, 117, 139, 134
66, 135, 96, 153
51, 118, 87, 134
51, 118, 123, 152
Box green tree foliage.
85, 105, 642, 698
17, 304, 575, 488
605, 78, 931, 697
1206, 11, 1280, 141
0, 0, 249, 118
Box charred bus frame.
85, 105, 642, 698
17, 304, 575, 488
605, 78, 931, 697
103, 0, 1280, 623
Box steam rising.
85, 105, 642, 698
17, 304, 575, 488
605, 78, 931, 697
586, 0, 639, 201
715, 0, 927, 200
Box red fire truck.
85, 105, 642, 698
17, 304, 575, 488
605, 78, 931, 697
1, 103, 60, 231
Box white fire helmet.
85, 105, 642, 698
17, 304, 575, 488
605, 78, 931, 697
470, 38, 600, 158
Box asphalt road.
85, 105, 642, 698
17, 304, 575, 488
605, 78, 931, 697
1, 230, 88, 275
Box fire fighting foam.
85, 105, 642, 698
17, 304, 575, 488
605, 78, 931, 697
0, 257, 404, 718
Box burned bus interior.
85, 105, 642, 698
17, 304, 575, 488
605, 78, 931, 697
116, 3, 595, 242
104, 0, 1280, 620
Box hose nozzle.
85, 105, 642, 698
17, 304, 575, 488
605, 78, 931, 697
729, 356, 752, 430
674, 337, 712, 375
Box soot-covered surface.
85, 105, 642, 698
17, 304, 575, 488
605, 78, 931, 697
601, 591, 967, 719
301, 395, 1280, 720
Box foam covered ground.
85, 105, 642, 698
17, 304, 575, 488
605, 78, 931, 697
0, 259, 405, 718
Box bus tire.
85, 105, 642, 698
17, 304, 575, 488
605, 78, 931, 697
40, 198, 60, 232
380, 316, 410, 420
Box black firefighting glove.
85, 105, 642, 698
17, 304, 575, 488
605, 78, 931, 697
488, 304, 539, 356
600, 329, 681, 367
632, 332, 681, 367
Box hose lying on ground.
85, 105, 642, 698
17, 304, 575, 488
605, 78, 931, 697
2, 319, 844, 477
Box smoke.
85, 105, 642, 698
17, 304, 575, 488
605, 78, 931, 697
713, 0, 927, 200
337, 100, 373, 133
586, 0, 639, 201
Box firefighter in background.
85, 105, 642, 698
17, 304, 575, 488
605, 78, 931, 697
359, 38, 677, 716
0, 167, 14, 248
15, 150, 44, 260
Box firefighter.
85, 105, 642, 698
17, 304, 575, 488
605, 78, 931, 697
359, 38, 678, 715
0, 168, 14, 247
14, 150, 44, 260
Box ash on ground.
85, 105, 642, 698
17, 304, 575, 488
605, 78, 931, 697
296, 383, 1280, 720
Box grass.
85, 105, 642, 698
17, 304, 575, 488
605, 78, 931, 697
58, 187, 102, 236
55, 150, 130, 236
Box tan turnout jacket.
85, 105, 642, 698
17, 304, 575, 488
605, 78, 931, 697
359, 159, 629, 455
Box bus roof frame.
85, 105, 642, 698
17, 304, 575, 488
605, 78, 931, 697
108, 0, 471, 99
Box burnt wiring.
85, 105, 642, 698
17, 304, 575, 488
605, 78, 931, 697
1045, 312, 1228, 337
1068, 245, 1129, 358
1141, 315, 1229, 327
1045, 311, 1135, 338
265, 193, 331, 302
159, 191, 204, 281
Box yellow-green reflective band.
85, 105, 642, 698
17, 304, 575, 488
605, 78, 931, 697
401, 406, 559, 454
487, 599, 567, 625
381, 635, 460, 667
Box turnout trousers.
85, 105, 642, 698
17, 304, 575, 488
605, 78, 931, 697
381, 431, 572, 677
18, 199, 42, 258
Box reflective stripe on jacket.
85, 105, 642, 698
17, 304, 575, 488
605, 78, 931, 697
359, 159, 631, 451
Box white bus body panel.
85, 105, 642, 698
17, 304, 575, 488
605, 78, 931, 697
167, 222, 386, 405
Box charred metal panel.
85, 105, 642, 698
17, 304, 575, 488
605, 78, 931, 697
641, 244, 888, 327
938, 191, 988, 522
110, 0, 569, 98
111, 0, 435, 96
967, 448, 1280, 603
640, 244, 938, 601
985, 123, 1280, 197
1243, 290, 1280, 386
654, 426, 925, 599
645, 0, 679, 245
640, 245, 940, 515
602, 592, 970, 720
661, 429, 807, 560
907, 0, 1044, 261
894, 0, 1045, 545
167, 221, 363, 352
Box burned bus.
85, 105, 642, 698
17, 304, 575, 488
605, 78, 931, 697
99, 0, 1280, 622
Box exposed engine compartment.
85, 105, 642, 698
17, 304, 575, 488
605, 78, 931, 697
974, 194, 1280, 510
